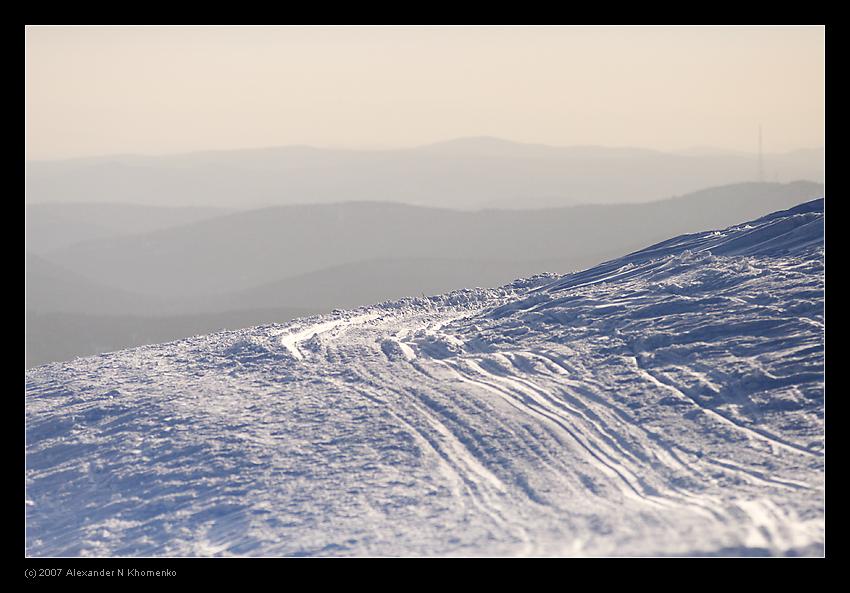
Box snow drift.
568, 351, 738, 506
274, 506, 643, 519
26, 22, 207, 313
25, 200, 825, 556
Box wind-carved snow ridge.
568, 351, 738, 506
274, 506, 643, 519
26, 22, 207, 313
26, 199, 824, 557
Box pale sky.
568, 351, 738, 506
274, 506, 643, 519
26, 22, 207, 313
25, 25, 825, 160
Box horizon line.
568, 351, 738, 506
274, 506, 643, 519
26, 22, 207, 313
25, 136, 825, 164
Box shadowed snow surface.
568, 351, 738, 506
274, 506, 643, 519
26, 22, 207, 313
25, 200, 824, 556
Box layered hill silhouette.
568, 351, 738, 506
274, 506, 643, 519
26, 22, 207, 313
26, 137, 823, 210
40, 181, 823, 305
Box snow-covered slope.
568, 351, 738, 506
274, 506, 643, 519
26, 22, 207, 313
25, 200, 825, 556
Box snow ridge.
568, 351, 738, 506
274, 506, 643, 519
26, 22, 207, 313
26, 199, 824, 556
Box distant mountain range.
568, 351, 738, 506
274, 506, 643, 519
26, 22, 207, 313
25, 137, 824, 210
34, 181, 824, 306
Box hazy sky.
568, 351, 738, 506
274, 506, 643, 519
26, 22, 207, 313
25, 25, 824, 160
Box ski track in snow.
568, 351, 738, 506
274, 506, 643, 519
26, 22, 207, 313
25, 200, 824, 557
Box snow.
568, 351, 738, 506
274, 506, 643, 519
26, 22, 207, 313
25, 199, 824, 556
